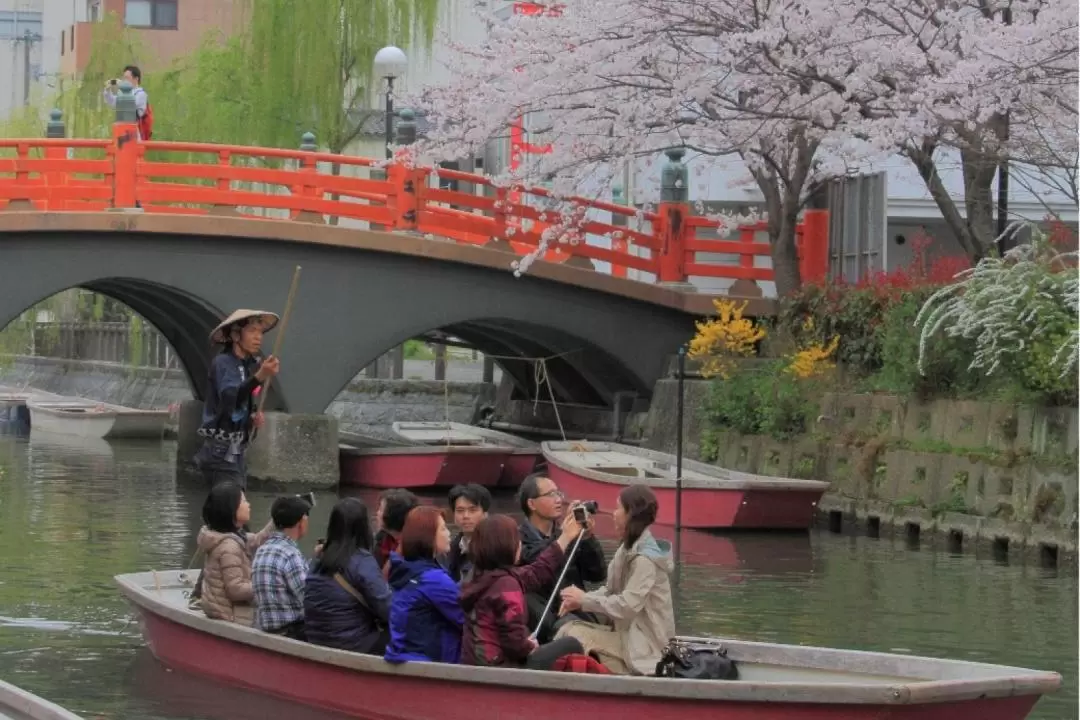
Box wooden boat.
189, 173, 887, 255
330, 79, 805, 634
338, 430, 512, 489
26, 399, 168, 440
0, 678, 83, 720
391, 421, 541, 487
116, 569, 1060, 720
541, 441, 830, 530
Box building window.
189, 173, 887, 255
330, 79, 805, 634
0, 10, 44, 40
124, 0, 177, 29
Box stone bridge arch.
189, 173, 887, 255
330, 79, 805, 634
0, 214, 719, 413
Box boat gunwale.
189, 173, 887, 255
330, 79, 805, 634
541, 441, 829, 492
391, 421, 540, 451
0, 679, 84, 720
115, 570, 1061, 707
339, 443, 513, 458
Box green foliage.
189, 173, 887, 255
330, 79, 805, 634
703, 361, 824, 441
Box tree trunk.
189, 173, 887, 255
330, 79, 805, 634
770, 212, 802, 298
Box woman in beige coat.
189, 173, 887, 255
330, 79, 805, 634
196, 482, 273, 626
556, 485, 676, 675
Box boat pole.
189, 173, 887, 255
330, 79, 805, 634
674, 345, 686, 616
256, 265, 302, 416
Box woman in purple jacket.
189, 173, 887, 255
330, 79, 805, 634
384, 506, 464, 664
304, 498, 391, 655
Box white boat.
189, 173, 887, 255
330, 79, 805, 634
392, 421, 541, 486
26, 399, 168, 440
541, 441, 831, 530
0, 679, 83, 720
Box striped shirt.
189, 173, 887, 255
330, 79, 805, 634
252, 532, 306, 632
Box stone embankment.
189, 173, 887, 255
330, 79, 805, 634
642, 376, 1079, 566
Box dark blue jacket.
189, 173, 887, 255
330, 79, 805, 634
384, 553, 464, 664
304, 549, 391, 655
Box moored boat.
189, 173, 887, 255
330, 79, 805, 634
0, 678, 83, 720
391, 421, 541, 487
541, 441, 829, 530
338, 430, 511, 489
116, 569, 1060, 720
26, 399, 168, 440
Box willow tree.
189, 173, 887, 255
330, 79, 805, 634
158, 0, 439, 152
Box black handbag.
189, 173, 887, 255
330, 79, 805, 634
655, 639, 739, 680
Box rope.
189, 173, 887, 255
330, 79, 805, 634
533, 357, 568, 442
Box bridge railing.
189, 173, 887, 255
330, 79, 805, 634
0, 110, 829, 294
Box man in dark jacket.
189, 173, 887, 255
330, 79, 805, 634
446, 483, 491, 583
517, 472, 606, 642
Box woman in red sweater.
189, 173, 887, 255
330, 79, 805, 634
460, 512, 584, 669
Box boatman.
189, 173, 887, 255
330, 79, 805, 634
194, 309, 281, 488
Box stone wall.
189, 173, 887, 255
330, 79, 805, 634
327, 378, 496, 441
643, 377, 1079, 563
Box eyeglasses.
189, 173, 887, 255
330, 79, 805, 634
536, 489, 564, 500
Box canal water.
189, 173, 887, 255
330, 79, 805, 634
0, 434, 1074, 720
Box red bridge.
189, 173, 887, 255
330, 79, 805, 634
0, 112, 829, 414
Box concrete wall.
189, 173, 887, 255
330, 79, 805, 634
0, 354, 191, 408
643, 378, 1079, 563
328, 377, 495, 441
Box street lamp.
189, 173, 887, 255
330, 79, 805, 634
374, 45, 408, 161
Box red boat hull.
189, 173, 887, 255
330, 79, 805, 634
135, 609, 1040, 720
546, 465, 824, 530
340, 450, 510, 489
499, 452, 541, 488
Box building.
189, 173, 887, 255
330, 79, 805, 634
0, 0, 45, 121
57, 0, 241, 77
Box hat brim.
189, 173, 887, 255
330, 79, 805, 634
210, 310, 280, 344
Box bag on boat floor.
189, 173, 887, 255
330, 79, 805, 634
552, 653, 612, 675
655, 640, 739, 681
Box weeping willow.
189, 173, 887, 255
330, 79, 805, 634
1, 0, 438, 152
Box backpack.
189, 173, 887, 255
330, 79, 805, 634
135, 88, 154, 140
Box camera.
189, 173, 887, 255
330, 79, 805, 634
297, 491, 316, 507
572, 500, 599, 524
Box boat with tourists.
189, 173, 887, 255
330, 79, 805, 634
391, 420, 541, 487
0, 678, 83, 720
116, 569, 1060, 720
541, 441, 829, 530
338, 430, 512, 488
26, 398, 168, 440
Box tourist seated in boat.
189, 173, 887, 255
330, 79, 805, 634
304, 497, 392, 655
384, 506, 465, 664
374, 489, 419, 577
252, 495, 312, 641
196, 483, 274, 626
194, 309, 281, 490
460, 512, 587, 670
517, 473, 607, 641
446, 483, 491, 583
554, 485, 676, 676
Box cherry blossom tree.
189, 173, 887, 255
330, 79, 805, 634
413, 0, 1076, 291
411, 0, 875, 296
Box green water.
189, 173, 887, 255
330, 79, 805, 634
0, 433, 1074, 719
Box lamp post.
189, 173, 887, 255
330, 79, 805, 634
374, 45, 408, 161
373, 45, 408, 380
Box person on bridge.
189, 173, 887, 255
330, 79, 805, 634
103, 65, 152, 140
195, 309, 281, 489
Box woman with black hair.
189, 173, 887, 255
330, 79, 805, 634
194, 309, 281, 489
304, 497, 392, 655
554, 484, 676, 675
196, 482, 274, 626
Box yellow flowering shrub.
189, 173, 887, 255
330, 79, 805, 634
786, 334, 840, 379
688, 299, 766, 378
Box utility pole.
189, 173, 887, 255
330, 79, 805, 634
995, 5, 1013, 256
17, 29, 43, 107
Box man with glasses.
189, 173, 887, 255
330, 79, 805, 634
517, 472, 607, 642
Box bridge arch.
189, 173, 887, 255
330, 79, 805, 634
0, 215, 701, 414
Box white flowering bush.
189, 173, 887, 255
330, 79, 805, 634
916, 232, 1078, 403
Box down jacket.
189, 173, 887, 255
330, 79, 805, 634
197, 520, 273, 625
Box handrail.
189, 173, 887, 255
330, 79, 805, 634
0, 124, 829, 290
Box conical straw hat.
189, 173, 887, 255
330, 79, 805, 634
210, 309, 280, 344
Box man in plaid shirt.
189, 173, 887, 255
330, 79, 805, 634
253, 496, 312, 640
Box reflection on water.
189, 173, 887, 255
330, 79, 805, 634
0, 435, 1074, 720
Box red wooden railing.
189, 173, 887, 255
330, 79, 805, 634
0, 121, 829, 291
